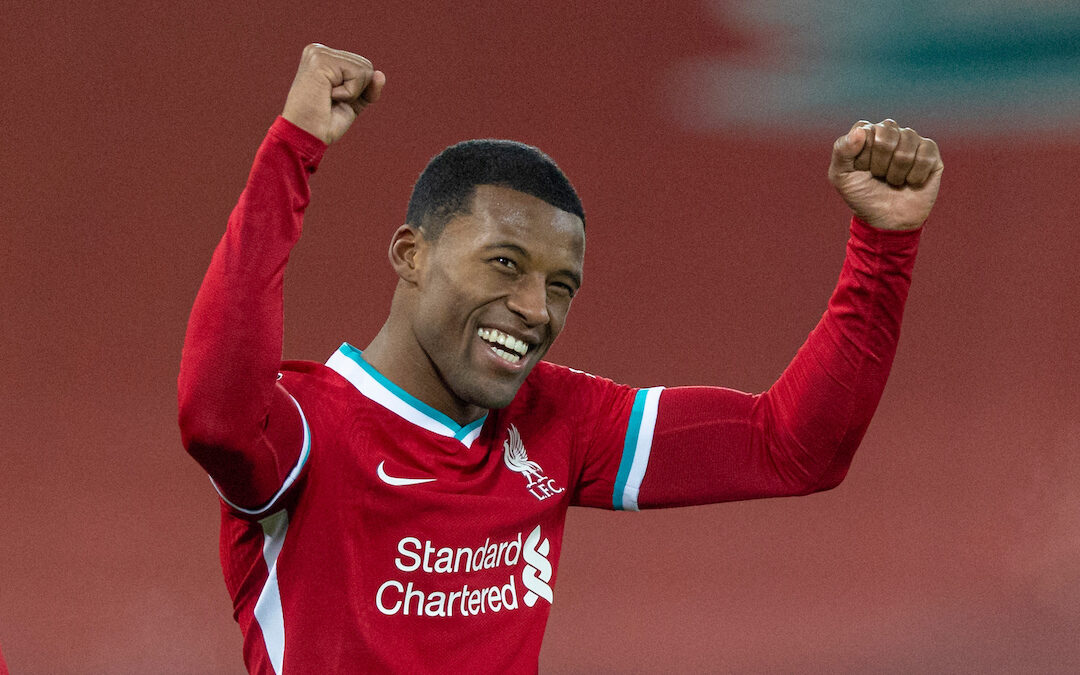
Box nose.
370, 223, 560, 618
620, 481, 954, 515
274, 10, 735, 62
506, 273, 550, 327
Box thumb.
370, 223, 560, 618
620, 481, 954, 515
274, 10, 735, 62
829, 122, 868, 176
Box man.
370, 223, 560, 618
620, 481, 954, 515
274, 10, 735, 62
178, 44, 942, 673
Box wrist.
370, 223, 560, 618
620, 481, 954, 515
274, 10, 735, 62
855, 214, 924, 233
269, 116, 328, 168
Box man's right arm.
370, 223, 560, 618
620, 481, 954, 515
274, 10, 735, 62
177, 45, 384, 511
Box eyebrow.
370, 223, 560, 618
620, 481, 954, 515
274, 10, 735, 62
483, 242, 583, 288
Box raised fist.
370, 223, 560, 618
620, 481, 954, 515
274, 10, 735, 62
281, 44, 386, 145
828, 119, 944, 231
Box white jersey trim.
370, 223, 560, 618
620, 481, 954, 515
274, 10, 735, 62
614, 387, 664, 511
254, 510, 289, 674
211, 391, 312, 517
326, 343, 486, 447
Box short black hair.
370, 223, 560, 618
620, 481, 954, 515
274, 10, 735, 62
405, 139, 585, 238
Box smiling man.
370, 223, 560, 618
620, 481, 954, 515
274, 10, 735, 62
366, 163, 585, 421
178, 45, 942, 674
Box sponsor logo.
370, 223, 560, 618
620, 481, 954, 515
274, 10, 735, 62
521, 525, 553, 607
375, 577, 521, 618
502, 425, 564, 501
374, 525, 554, 617
377, 460, 436, 487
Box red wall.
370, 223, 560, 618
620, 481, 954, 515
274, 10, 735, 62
2, 2, 1078, 672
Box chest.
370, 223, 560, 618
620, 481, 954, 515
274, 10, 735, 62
298, 401, 576, 539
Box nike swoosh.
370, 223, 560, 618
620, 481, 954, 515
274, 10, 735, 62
377, 461, 436, 486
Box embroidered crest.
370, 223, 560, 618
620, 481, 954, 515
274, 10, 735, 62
502, 424, 564, 501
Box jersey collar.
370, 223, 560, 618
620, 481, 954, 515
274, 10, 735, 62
326, 343, 487, 447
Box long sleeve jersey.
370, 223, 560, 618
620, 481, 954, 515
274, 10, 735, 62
177, 117, 919, 674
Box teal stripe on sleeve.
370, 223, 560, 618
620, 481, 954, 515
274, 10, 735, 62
613, 390, 649, 510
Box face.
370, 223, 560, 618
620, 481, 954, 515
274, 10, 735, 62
410, 185, 585, 412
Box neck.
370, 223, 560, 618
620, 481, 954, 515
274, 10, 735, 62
362, 319, 487, 427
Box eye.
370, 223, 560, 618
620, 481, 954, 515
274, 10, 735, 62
549, 282, 576, 299
492, 256, 517, 270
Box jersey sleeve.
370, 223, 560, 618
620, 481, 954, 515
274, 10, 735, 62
572, 216, 920, 510
177, 117, 325, 515
565, 367, 665, 510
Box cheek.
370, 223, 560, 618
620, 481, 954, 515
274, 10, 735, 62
421, 267, 470, 315
415, 273, 484, 348
547, 297, 573, 335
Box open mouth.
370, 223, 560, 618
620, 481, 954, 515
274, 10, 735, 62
477, 327, 529, 364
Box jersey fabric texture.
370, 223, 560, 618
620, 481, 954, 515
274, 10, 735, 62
178, 117, 921, 674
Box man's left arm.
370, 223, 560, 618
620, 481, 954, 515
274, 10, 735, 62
587, 120, 943, 510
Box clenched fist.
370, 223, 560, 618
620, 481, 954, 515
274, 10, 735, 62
829, 119, 943, 231
282, 44, 386, 145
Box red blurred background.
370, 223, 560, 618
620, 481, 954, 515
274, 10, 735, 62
2, 1, 1078, 672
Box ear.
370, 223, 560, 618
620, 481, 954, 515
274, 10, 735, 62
388, 224, 426, 284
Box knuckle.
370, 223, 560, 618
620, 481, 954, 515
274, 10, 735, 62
915, 155, 937, 171
302, 43, 331, 66
892, 147, 916, 164
873, 122, 897, 136
876, 133, 899, 150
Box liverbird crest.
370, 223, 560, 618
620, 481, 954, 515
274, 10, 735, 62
503, 424, 545, 487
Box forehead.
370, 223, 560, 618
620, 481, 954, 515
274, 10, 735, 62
442, 185, 585, 264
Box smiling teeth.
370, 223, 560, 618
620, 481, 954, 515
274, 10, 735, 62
478, 328, 529, 361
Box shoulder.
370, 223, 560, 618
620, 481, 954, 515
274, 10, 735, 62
277, 359, 357, 409
280, 358, 341, 384
524, 360, 596, 390
531, 360, 628, 386
518, 361, 633, 408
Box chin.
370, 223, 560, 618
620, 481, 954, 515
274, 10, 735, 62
469, 389, 518, 411
458, 378, 523, 411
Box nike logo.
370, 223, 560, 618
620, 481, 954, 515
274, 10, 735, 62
377, 461, 436, 486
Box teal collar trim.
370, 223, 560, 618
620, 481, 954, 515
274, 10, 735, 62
326, 343, 487, 446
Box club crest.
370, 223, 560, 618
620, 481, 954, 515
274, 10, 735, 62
502, 425, 564, 501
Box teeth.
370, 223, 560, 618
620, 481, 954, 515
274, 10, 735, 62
477, 327, 529, 357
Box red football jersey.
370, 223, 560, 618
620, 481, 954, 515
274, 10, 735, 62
216, 343, 660, 673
